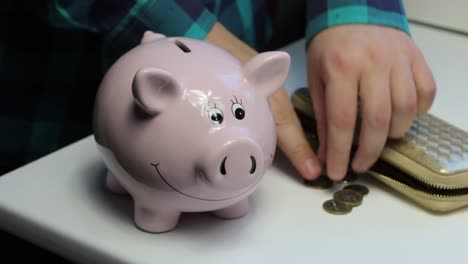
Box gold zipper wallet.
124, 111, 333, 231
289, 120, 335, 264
292, 88, 468, 213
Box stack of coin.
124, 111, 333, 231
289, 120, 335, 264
343, 184, 370, 196
292, 87, 370, 215
322, 184, 369, 215
322, 200, 352, 215
304, 167, 368, 215
304, 168, 370, 215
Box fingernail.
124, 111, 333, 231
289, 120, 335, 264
303, 159, 321, 179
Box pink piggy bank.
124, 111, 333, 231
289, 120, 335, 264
93, 31, 290, 233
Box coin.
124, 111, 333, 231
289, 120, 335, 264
297, 112, 318, 138
297, 111, 317, 134
305, 133, 319, 152
291, 87, 314, 118
304, 174, 333, 189
343, 184, 369, 196
322, 199, 352, 215
342, 170, 359, 182
333, 189, 363, 207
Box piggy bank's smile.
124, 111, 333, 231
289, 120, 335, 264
151, 162, 263, 201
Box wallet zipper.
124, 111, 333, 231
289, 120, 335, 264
370, 160, 468, 198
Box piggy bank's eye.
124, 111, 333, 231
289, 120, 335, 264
231, 103, 245, 120
208, 108, 224, 125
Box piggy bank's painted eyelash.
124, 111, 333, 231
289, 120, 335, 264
230, 96, 245, 120
230, 95, 242, 105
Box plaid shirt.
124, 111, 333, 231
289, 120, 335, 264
0, 0, 409, 176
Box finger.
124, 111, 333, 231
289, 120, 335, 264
351, 72, 391, 173
388, 61, 417, 138
411, 47, 437, 115
269, 88, 322, 180
325, 78, 358, 181
307, 58, 327, 162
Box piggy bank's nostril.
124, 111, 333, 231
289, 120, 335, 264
220, 156, 227, 175
250, 156, 256, 174
220, 155, 256, 175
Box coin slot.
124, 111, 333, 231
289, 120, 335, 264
174, 40, 191, 53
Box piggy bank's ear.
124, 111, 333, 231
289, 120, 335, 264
243, 51, 291, 97
132, 67, 181, 115
141, 31, 166, 44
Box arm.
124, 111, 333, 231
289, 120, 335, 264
305, 0, 411, 48
305, 0, 436, 180
47, 0, 217, 68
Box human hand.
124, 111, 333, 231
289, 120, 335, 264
307, 24, 437, 181
205, 22, 323, 181
269, 87, 323, 180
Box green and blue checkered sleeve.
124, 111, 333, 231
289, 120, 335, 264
305, 0, 411, 48
48, 0, 217, 39
47, 0, 217, 68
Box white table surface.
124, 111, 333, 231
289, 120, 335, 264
1, 23, 468, 264
403, 0, 468, 34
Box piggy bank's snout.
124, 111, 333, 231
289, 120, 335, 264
220, 155, 256, 175
202, 140, 264, 189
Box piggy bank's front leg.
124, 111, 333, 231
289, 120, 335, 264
105, 171, 127, 194
212, 198, 249, 219
134, 203, 181, 233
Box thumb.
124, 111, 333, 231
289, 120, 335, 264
269, 88, 322, 180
